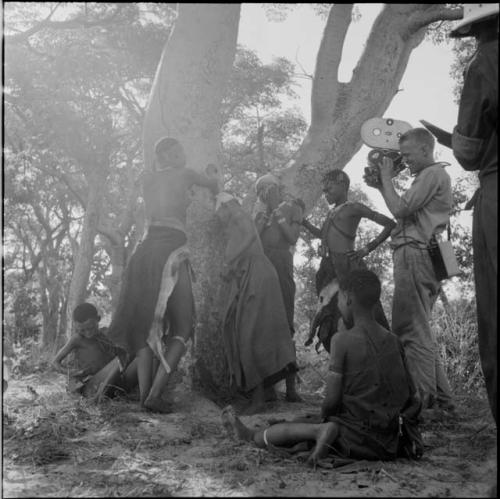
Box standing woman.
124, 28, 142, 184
254, 174, 304, 402
104, 137, 218, 412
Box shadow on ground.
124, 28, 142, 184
2, 372, 497, 497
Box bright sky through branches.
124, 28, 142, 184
238, 4, 474, 228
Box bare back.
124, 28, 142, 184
143, 168, 193, 226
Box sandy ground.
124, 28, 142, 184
2, 372, 497, 497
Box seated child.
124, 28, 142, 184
52, 303, 136, 397
221, 269, 421, 465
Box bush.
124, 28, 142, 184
9, 338, 53, 377
433, 299, 485, 396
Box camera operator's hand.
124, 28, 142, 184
379, 156, 395, 180
363, 170, 381, 189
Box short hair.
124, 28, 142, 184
72, 303, 99, 323
399, 128, 435, 151
339, 269, 381, 308
154, 137, 181, 156
322, 170, 350, 190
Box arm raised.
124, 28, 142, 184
184, 168, 219, 195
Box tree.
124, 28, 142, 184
144, 3, 464, 392
222, 47, 308, 194
142, 4, 241, 392
276, 4, 462, 208
4, 3, 176, 337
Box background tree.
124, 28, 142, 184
3, 2, 176, 343
5, 3, 474, 397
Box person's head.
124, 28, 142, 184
255, 174, 282, 209
73, 303, 100, 339
449, 4, 499, 40
337, 269, 381, 324
215, 192, 240, 224
154, 137, 186, 170
398, 128, 435, 175
321, 170, 350, 205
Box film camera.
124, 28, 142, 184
361, 117, 412, 187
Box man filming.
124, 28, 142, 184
364, 127, 455, 417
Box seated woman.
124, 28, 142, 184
221, 269, 421, 464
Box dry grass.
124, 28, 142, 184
432, 300, 485, 396
2, 302, 496, 497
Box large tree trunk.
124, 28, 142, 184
143, 4, 240, 393
279, 4, 462, 208
66, 168, 108, 337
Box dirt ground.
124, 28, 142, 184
2, 371, 497, 498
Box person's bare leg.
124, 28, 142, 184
245, 383, 266, 415
136, 346, 154, 407
221, 405, 256, 441
306, 422, 339, 465
144, 262, 194, 413
122, 358, 138, 390
87, 357, 122, 401
285, 372, 303, 402
222, 404, 338, 461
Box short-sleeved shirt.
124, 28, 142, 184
328, 325, 411, 431
389, 163, 452, 247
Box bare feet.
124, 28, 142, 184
221, 405, 254, 442
285, 391, 303, 403
264, 387, 278, 402
307, 422, 338, 466
143, 396, 173, 414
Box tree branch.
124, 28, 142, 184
408, 5, 463, 32
5, 5, 124, 43
310, 3, 354, 130
33, 163, 87, 208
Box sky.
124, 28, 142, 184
237, 4, 474, 228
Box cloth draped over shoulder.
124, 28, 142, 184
258, 200, 301, 336
107, 227, 192, 369
222, 252, 297, 392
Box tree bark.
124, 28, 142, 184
143, 4, 240, 393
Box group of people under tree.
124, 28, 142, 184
52, 4, 496, 468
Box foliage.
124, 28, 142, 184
449, 37, 477, 103
222, 47, 307, 194
3, 3, 175, 345
433, 299, 484, 395
423, 4, 477, 103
